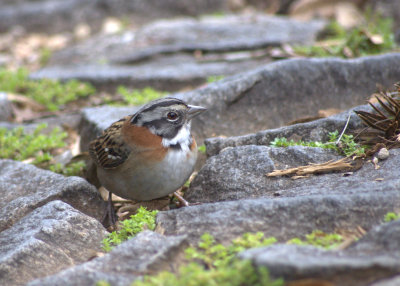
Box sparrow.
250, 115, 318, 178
89, 97, 206, 225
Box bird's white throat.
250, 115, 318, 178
162, 123, 191, 152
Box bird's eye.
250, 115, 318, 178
167, 111, 178, 121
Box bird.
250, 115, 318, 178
89, 97, 206, 225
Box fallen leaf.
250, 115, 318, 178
8, 93, 46, 111
318, 108, 342, 117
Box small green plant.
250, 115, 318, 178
185, 232, 276, 268
270, 137, 327, 148
294, 12, 396, 58
0, 123, 66, 163
270, 131, 365, 157
133, 259, 281, 286
103, 207, 158, 251
183, 179, 191, 188
197, 144, 206, 154
287, 230, 343, 249
384, 212, 400, 222
49, 160, 86, 177
117, 86, 166, 105
0, 68, 95, 111
39, 47, 52, 66
133, 232, 282, 286
330, 131, 365, 156
0, 123, 85, 176
96, 281, 111, 286
207, 75, 225, 83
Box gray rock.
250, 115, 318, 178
0, 122, 40, 133
47, 14, 325, 65
0, 200, 107, 286
177, 54, 400, 144
0, 92, 12, 121
0, 0, 99, 33
0, 159, 105, 231
0, 0, 232, 33
239, 220, 400, 286
186, 146, 400, 203
186, 146, 336, 202
31, 57, 271, 93
0, 112, 82, 135
239, 244, 399, 286
32, 112, 82, 131
32, 14, 325, 91
348, 219, 400, 256
371, 275, 400, 286
28, 231, 188, 286
77, 54, 400, 150
157, 191, 400, 244
204, 104, 370, 157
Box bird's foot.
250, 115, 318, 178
101, 192, 118, 230
173, 191, 190, 207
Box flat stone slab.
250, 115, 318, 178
204, 104, 369, 157
31, 57, 272, 92
239, 220, 400, 286
0, 0, 231, 33
0, 159, 105, 231
186, 146, 400, 203
371, 276, 400, 286
175, 54, 400, 141
157, 191, 400, 244
28, 231, 188, 286
240, 245, 399, 286
32, 14, 325, 91
0, 200, 107, 286
46, 14, 326, 65
77, 54, 400, 150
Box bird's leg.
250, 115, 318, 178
173, 191, 189, 207
101, 192, 118, 228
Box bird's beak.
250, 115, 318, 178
187, 105, 207, 120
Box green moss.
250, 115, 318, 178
133, 232, 282, 286
197, 144, 206, 154
0, 123, 66, 163
287, 230, 343, 249
96, 281, 111, 286
207, 75, 225, 83
117, 86, 167, 106
103, 230, 349, 285
185, 232, 276, 269
294, 12, 397, 58
134, 260, 281, 286
102, 207, 158, 252
270, 137, 328, 149
384, 212, 400, 222
49, 160, 86, 177
0, 123, 86, 176
39, 47, 52, 66
270, 130, 365, 157
0, 68, 95, 111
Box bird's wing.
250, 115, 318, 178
89, 117, 132, 169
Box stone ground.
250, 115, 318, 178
1, 1, 400, 285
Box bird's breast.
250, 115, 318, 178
98, 144, 197, 201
